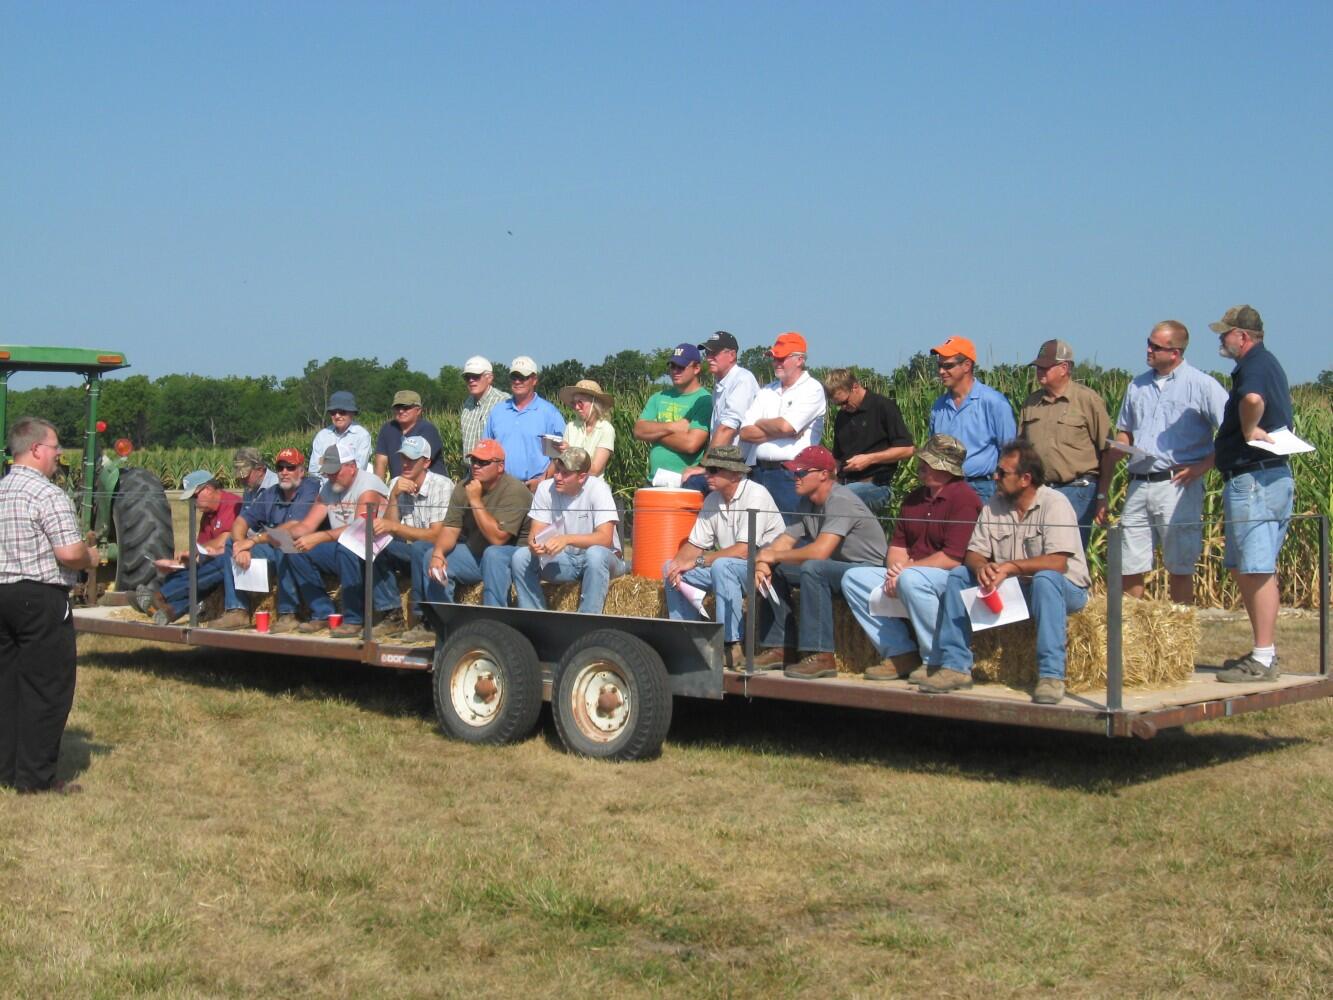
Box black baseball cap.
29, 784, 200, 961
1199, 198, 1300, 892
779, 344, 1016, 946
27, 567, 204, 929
698, 331, 739, 354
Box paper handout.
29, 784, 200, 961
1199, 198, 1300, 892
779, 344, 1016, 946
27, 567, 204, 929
675, 578, 711, 619
230, 557, 269, 593
263, 526, 302, 554
541, 434, 564, 459
337, 518, 393, 560
151, 556, 185, 572
959, 576, 1029, 631
868, 588, 909, 619
1246, 427, 1315, 456
650, 468, 683, 489
533, 523, 561, 569
1106, 438, 1158, 464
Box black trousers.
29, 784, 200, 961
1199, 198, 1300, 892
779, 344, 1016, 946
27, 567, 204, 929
0, 580, 77, 791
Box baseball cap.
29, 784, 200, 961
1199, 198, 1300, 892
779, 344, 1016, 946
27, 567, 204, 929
319, 440, 357, 474
392, 389, 422, 407
180, 469, 216, 499
916, 434, 967, 478
509, 356, 539, 377
462, 355, 493, 376
782, 445, 837, 474
554, 446, 591, 473
1029, 339, 1075, 367
232, 447, 264, 475
698, 331, 739, 355
397, 436, 431, 461
1208, 305, 1264, 334
468, 438, 506, 462
669, 343, 702, 366
326, 390, 358, 413
770, 332, 807, 358
929, 336, 977, 362
275, 447, 304, 467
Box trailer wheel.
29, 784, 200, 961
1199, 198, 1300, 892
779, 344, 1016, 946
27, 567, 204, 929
432, 621, 542, 745
552, 629, 672, 761
112, 467, 175, 593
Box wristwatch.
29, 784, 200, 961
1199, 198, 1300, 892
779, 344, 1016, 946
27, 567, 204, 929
695, 554, 707, 569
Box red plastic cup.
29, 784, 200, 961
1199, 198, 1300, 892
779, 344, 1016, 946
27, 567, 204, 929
978, 586, 1004, 613
328, 613, 343, 629
254, 610, 270, 633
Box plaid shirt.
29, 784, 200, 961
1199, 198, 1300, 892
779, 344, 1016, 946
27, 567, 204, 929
0, 466, 83, 587
460, 386, 509, 459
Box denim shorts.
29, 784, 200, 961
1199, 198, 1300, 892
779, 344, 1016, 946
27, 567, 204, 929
1121, 477, 1205, 576
1222, 465, 1293, 574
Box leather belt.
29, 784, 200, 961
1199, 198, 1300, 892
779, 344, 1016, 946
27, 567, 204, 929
755, 459, 789, 470
1050, 477, 1095, 488
1130, 470, 1174, 483
1221, 458, 1289, 482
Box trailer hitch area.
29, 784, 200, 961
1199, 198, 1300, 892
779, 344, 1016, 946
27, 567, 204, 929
474, 673, 498, 704
596, 684, 624, 716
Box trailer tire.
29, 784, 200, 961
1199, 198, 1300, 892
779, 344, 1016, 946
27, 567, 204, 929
552, 629, 672, 761
432, 621, 543, 745
112, 467, 175, 593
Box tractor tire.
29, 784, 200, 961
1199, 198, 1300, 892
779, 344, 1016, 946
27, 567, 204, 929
112, 466, 175, 593
432, 620, 544, 745
551, 629, 672, 761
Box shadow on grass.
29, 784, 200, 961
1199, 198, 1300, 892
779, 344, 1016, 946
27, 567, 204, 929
57, 726, 114, 783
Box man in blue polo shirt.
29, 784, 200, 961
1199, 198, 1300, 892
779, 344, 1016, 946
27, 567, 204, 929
927, 335, 1016, 502
1210, 305, 1295, 684
483, 355, 565, 492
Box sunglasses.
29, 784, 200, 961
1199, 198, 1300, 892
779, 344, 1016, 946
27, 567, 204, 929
276, 462, 300, 471
793, 467, 822, 479
328, 409, 353, 417
936, 360, 965, 371
463, 373, 484, 381
393, 403, 420, 411
469, 457, 498, 467
1146, 339, 1179, 353
509, 373, 534, 382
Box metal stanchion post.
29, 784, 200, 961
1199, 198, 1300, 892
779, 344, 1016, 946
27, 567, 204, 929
363, 500, 374, 643
187, 495, 198, 627
1105, 522, 1123, 711
744, 509, 757, 674
1320, 514, 1329, 677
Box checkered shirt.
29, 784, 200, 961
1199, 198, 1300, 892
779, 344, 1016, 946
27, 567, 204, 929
0, 466, 83, 587
460, 385, 509, 458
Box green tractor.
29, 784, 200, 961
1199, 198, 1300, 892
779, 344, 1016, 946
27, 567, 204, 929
0, 345, 174, 604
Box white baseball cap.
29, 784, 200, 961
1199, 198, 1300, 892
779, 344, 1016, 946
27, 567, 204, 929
509, 355, 539, 377
462, 355, 492, 376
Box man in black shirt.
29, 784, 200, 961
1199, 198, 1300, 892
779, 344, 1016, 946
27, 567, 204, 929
1210, 305, 1294, 684
822, 369, 915, 513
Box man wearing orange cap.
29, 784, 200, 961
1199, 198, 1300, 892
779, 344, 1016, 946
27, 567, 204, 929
739, 332, 827, 523
927, 335, 1016, 503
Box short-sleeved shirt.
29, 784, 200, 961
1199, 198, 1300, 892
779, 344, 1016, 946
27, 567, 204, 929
1116, 360, 1229, 473
374, 417, 448, 479
1215, 342, 1294, 474
389, 470, 455, 530
238, 477, 320, 532
319, 470, 390, 530
1018, 380, 1111, 483
967, 485, 1090, 588
891, 479, 982, 562
687, 479, 786, 552
712, 365, 761, 460
832, 389, 914, 486
638, 386, 712, 477
484, 394, 566, 482
0, 465, 84, 587
461, 386, 510, 459
443, 472, 533, 559
564, 419, 616, 457
198, 491, 243, 546
529, 475, 622, 555
242, 468, 280, 505
784, 484, 887, 566
929, 380, 1017, 479
310, 423, 373, 482
742, 371, 827, 462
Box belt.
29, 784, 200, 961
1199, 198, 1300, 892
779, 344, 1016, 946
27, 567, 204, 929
1050, 477, 1095, 488
1130, 470, 1174, 483
1221, 458, 1289, 482
965, 474, 992, 483
755, 459, 789, 470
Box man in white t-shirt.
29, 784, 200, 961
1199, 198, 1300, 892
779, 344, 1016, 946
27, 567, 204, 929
510, 447, 625, 614
679, 330, 761, 493
739, 331, 826, 523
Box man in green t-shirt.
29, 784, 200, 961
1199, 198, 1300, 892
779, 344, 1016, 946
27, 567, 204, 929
633, 342, 713, 482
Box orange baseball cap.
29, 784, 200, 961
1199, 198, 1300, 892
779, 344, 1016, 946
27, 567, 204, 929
468, 438, 506, 462
770, 332, 807, 358
275, 447, 304, 466
929, 335, 976, 362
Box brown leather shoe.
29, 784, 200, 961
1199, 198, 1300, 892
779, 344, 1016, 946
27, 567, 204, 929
329, 621, 364, 638
298, 619, 330, 635
784, 652, 837, 679
206, 608, 251, 631
864, 651, 922, 681
723, 642, 744, 669
917, 668, 974, 694
269, 614, 300, 635
372, 611, 407, 639
750, 647, 796, 669
906, 664, 935, 686
396, 625, 436, 645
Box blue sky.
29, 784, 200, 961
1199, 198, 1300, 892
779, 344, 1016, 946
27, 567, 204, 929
3, 1, 1330, 386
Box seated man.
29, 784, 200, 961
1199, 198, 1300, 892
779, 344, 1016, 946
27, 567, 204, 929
233, 447, 278, 503
662, 445, 786, 666
841, 435, 981, 681
511, 447, 625, 614
273, 442, 389, 634
135, 470, 241, 624
751, 445, 888, 680
423, 439, 531, 607
633, 343, 711, 484
209, 448, 321, 630
923, 439, 1090, 703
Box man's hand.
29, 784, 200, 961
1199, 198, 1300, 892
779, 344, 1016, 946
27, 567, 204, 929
1244, 426, 1275, 444
883, 562, 904, 598
293, 532, 323, 553
234, 548, 252, 571
392, 477, 420, 497
428, 555, 448, 584
464, 479, 484, 504
1171, 459, 1210, 487
754, 560, 773, 591
664, 555, 693, 587
372, 516, 399, 537
842, 454, 873, 473
678, 465, 704, 483
541, 536, 570, 557
976, 560, 1011, 591
1093, 497, 1110, 526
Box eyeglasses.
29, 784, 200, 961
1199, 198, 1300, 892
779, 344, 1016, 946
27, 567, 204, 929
34, 442, 62, 454
1146, 339, 1179, 353
328, 409, 352, 417
276, 462, 299, 471
469, 457, 498, 467
509, 373, 534, 382
993, 467, 1022, 480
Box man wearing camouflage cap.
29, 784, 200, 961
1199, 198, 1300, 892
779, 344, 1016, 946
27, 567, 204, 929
233, 447, 278, 503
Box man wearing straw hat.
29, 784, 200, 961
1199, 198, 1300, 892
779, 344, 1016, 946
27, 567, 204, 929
484, 356, 566, 492
633, 342, 712, 484
678, 331, 761, 493
460, 356, 509, 460
927, 335, 1016, 503
556, 379, 616, 477
232, 447, 278, 503
841, 435, 982, 683
510, 447, 625, 614
663, 445, 786, 667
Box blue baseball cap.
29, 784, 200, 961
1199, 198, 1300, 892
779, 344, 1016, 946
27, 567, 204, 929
180, 469, 216, 499
398, 436, 432, 461
670, 343, 702, 367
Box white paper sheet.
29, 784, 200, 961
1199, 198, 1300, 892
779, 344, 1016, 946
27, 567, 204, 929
1106, 438, 1158, 464
650, 468, 683, 489
675, 579, 710, 619
868, 589, 909, 618
263, 526, 301, 554
534, 523, 561, 569
230, 557, 269, 593
541, 434, 564, 459
756, 574, 784, 607
337, 518, 393, 560
151, 556, 185, 572
959, 576, 1029, 631
1246, 427, 1315, 456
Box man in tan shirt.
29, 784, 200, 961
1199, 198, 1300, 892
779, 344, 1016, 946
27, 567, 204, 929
921, 440, 1090, 705
1018, 339, 1110, 548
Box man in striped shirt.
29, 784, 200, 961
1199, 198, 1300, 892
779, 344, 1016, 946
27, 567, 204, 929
460, 355, 509, 463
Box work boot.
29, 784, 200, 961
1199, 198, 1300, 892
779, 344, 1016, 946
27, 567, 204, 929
396, 625, 436, 646
133, 584, 157, 615
1217, 653, 1281, 684
372, 611, 407, 639
906, 664, 936, 686
723, 642, 744, 670
298, 618, 330, 635
750, 647, 796, 670
1032, 677, 1066, 705
864, 651, 921, 681
268, 613, 300, 634
784, 652, 837, 680
916, 668, 974, 694
329, 621, 364, 638
207, 608, 251, 631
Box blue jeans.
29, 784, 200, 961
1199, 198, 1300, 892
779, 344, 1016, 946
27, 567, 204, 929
1052, 480, 1098, 550
662, 557, 749, 643
158, 555, 227, 617
278, 541, 342, 622
757, 558, 857, 654
512, 546, 626, 614
419, 543, 516, 607
937, 565, 1088, 679
753, 465, 799, 525
966, 476, 997, 503
843, 481, 892, 513
841, 564, 952, 665
336, 538, 413, 625
1222, 466, 1294, 574
221, 538, 290, 613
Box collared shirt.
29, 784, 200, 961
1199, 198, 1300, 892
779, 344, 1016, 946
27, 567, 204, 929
198, 491, 243, 545
1116, 360, 1229, 473
238, 477, 320, 532
374, 417, 448, 479
1215, 342, 1294, 474
0, 465, 84, 587
742, 371, 827, 462
968, 485, 1090, 588
564, 419, 616, 458
784, 484, 888, 566
832, 388, 914, 486
638, 386, 712, 477
443, 472, 532, 559
484, 394, 566, 482
711, 365, 761, 461
389, 470, 455, 530
891, 479, 982, 562
319, 470, 389, 530
242, 468, 280, 505
687, 479, 786, 551
1019, 380, 1111, 483
929, 380, 1017, 479
529, 475, 622, 555
310, 423, 373, 482
461, 386, 510, 459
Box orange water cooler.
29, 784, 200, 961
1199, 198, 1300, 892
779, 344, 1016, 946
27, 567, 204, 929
630, 487, 705, 577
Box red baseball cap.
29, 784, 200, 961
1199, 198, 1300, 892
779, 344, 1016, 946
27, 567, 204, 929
770, 332, 807, 358
929, 335, 977, 362
782, 445, 837, 474
468, 438, 506, 462
275, 447, 304, 466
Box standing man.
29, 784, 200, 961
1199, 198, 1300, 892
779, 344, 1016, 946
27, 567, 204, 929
633, 343, 712, 484
1018, 339, 1111, 547
310, 391, 373, 483
483, 356, 565, 492
373, 389, 447, 480
1211, 306, 1295, 683
233, 447, 278, 502
0, 417, 99, 794
678, 331, 760, 491
927, 335, 1016, 502
460, 356, 509, 461
1098, 320, 1228, 605
823, 368, 915, 513
739, 332, 827, 522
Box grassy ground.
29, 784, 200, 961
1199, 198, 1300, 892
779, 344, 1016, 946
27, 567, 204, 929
2, 617, 1329, 998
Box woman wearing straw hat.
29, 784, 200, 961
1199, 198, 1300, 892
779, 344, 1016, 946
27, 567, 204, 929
557, 379, 616, 477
